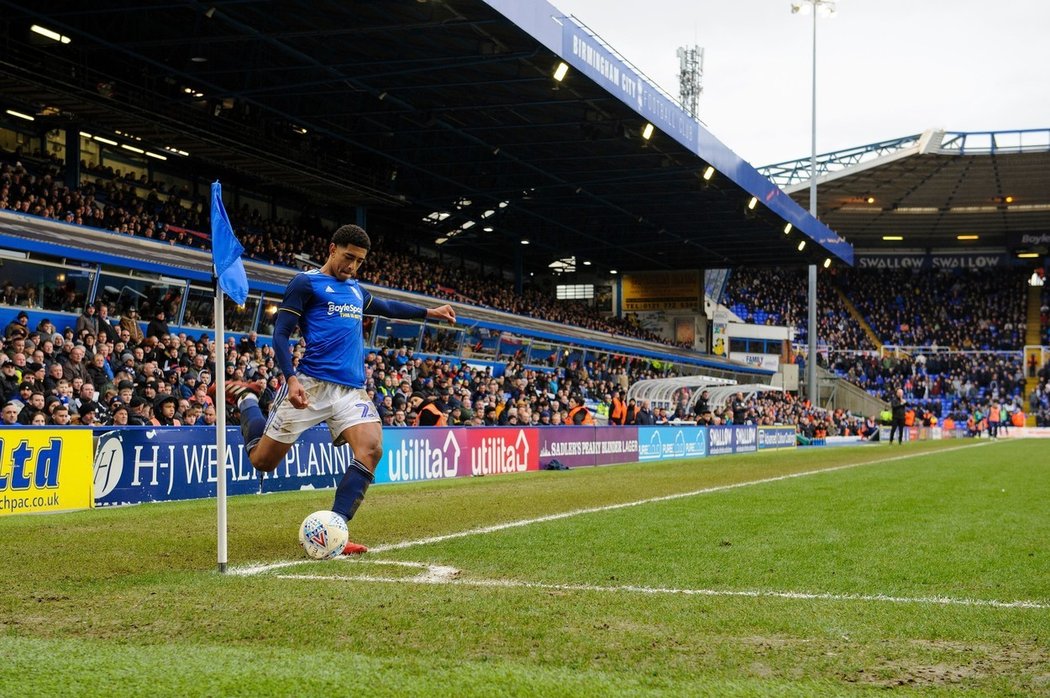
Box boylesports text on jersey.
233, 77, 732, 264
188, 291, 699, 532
326, 301, 362, 319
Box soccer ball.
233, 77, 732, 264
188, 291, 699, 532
299, 510, 349, 560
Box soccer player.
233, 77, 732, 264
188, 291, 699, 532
220, 224, 455, 555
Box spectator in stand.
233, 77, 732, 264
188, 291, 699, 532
146, 309, 169, 340
0, 357, 19, 399
120, 307, 144, 345
1, 401, 19, 425
152, 395, 182, 426
76, 402, 100, 426
4, 311, 29, 339
74, 303, 99, 338
635, 399, 654, 425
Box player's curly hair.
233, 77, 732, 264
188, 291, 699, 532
332, 224, 371, 250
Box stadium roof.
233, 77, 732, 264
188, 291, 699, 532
759, 128, 1050, 253
0, 0, 851, 272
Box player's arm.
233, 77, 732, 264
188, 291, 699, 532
274, 275, 311, 408
363, 290, 456, 324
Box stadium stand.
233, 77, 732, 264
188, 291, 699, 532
0, 149, 683, 347
838, 268, 1027, 351
722, 267, 874, 350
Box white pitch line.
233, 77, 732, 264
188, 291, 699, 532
230, 441, 990, 577
368, 442, 991, 554
275, 570, 1047, 610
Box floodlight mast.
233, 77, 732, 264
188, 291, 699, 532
791, 0, 838, 405
677, 45, 704, 119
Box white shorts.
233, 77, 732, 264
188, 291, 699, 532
264, 375, 380, 444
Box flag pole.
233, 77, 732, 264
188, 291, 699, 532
214, 276, 228, 573
210, 179, 248, 575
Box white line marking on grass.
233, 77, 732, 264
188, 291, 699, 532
275, 566, 1047, 610
369, 442, 991, 554
230, 442, 989, 577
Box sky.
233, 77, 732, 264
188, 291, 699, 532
550, 0, 1050, 167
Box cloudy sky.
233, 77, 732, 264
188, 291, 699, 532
550, 0, 1050, 167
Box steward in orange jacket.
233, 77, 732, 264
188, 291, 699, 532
411, 393, 447, 427
610, 392, 627, 425
565, 394, 594, 425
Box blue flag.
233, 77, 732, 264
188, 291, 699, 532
210, 181, 249, 305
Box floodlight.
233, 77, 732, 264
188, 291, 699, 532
641, 123, 655, 140
5, 109, 34, 122
823, 258, 831, 268
797, 240, 806, 251
553, 62, 569, 82
783, 223, 793, 235
882, 235, 903, 241
702, 166, 715, 181
747, 197, 758, 211
957, 235, 979, 241
94, 136, 118, 145
31, 24, 71, 43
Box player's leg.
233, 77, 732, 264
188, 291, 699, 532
217, 378, 310, 472
247, 435, 294, 472
332, 421, 382, 519
327, 391, 383, 555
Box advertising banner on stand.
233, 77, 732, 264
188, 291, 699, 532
1, 428, 94, 516
376, 427, 541, 484
93, 426, 356, 506
757, 426, 797, 450
733, 425, 758, 454
708, 425, 735, 456
637, 426, 707, 462
537, 426, 639, 468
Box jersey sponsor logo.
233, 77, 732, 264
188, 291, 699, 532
327, 301, 362, 319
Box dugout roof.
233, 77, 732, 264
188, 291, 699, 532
759, 128, 1050, 253
0, 0, 851, 273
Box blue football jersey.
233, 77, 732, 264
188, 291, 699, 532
280, 270, 372, 388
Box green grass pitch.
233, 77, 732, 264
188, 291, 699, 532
1, 439, 1047, 696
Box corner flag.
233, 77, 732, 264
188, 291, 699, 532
210, 179, 248, 573
211, 181, 248, 305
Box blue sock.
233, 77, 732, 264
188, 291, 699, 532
332, 458, 374, 521
238, 395, 266, 456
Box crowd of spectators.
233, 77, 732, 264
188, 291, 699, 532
723, 266, 1030, 352
827, 348, 1032, 423
723, 267, 874, 350
0, 294, 681, 430
0, 150, 678, 346
838, 268, 1027, 350
7, 146, 1043, 357
5, 296, 1047, 435
4, 146, 1049, 434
